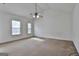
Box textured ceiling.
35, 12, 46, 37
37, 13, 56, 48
0, 3, 75, 18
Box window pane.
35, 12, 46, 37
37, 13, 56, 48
28, 23, 31, 28
12, 21, 20, 27
12, 20, 21, 35
28, 23, 31, 34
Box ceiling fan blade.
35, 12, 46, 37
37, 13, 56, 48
39, 15, 43, 18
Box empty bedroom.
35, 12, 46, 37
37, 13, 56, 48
0, 3, 79, 56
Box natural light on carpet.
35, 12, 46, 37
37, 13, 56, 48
31, 38, 45, 42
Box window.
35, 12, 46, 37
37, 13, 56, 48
12, 20, 21, 35
28, 23, 31, 34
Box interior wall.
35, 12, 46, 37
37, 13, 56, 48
0, 11, 34, 43
34, 9, 72, 41
73, 4, 79, 53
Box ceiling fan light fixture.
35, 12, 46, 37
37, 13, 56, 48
33, 15, 35, 18
33, 15, 39, 18
33, 12, 39, 18
30, 3, 43, 19
37, 15, 39, 18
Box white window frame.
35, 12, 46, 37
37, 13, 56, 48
11, 20, 21, 35
27, 23, 32, 34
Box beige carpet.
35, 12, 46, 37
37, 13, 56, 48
0, 37, 78, 56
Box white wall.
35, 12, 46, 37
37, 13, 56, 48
0, 11, 33, 43
34, 9, 72, 41
73, 4, 79, 53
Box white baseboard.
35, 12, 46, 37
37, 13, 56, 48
34, 36, 72, 41
0, 36, 33, 45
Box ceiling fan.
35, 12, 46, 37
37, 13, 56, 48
30, 3, 43, 19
